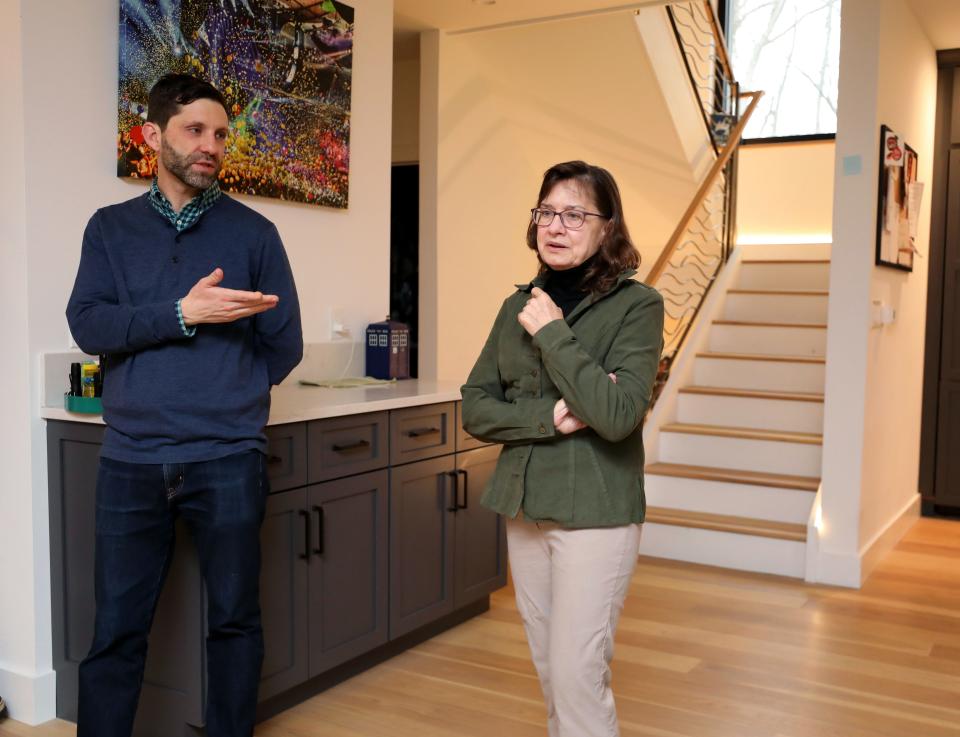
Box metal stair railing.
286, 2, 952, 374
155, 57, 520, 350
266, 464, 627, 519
647, 0, 762, 405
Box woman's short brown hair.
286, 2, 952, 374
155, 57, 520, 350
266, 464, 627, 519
526, 161, 640, 294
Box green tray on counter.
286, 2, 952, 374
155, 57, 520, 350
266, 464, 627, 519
64, 394, 102, 414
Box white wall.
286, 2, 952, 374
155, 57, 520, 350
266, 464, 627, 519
3, 0, 395, 723
420, 11, 699, 382
817, 0, 934, 586
737, 141, 835, 242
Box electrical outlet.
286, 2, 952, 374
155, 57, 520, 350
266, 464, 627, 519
328, 307, 351, 341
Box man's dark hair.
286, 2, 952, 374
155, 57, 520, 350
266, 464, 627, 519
146, 73, 228, 130
526, 160, 641, 294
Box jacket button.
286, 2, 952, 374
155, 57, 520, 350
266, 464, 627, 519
530, 369, 539, 377
538, 423, 546, 434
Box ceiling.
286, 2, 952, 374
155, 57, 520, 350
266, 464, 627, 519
393, 0, 960, 60
905, 0, 960, 51
393, 0, 662, 60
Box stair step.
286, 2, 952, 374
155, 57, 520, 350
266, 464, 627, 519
645, 462, 820, 491
645, 507, 808, 542
737, 260, 830, 290
713, 320, 827, 329
661, 422, 822, 445
679, 386, 824, 403
697, 351, 825, 364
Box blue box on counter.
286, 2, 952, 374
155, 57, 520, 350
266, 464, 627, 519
365, 320, 410, 380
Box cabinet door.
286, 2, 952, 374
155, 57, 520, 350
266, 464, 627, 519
389, 456, 457, 638
47, 422, 205, 733
454, 445, 507, 607
258, 488, 310, 701
307, 470, 389, 675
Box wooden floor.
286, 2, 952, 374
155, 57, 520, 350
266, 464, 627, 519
3, 517, 959, 737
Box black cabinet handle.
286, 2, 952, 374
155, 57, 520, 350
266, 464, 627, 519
312, 505, 324, 556
331, 439, 370, 453
298, 509, 311, 561
407, 427, 440, 438
457, 469, 469, 510
267, 454, 283, 466
445, 471, 459, 512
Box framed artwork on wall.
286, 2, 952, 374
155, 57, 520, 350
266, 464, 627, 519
117, 0, 354, 209
875, 124, 921, 271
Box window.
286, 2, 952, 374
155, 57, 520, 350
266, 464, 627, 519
725, 0, 841, 140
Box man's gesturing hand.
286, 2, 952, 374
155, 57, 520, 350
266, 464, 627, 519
180, 268, 279, 326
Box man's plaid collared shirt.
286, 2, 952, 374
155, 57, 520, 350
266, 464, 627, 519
148, 178, 222, 232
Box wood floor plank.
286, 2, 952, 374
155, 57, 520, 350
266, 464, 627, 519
3, 518, 959, 737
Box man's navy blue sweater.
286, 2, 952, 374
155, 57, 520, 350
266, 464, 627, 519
67, 192, 303, 464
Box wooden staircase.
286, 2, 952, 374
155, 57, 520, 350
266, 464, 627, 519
641, 254, 829, 578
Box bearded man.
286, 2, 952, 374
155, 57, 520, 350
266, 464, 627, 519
66, 73, 302, 737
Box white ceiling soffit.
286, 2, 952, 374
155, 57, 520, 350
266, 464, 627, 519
393, 0, 674, 61
905, 0, 960, 51
394, 0, 672, 36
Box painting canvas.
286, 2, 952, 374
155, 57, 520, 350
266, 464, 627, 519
875, 124, 918, 271
118, 0, 353, 208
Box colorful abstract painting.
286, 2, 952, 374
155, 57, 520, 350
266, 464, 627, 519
118, 0, 353, 208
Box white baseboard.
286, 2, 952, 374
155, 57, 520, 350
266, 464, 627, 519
859, 494, 921, 584
806, 494, 920, 588
0, 664, 57, 725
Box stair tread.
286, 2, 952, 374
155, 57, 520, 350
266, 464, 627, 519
645, 507, 808, 542
645, 461, 820, 491
713, 319, 827, 329
697, 351, 826, 364
661, 422, 822, 445
679, 385, 824, 402
728, 289, 829, 296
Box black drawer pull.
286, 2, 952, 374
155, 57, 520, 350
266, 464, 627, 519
445, 471, 459, 513
331, 439, 371, 452
457, 469, 469, 510
298, 510, 311, 561
407, 427, 440, 438
267, 454, 284, 466
312, 505, 325, 556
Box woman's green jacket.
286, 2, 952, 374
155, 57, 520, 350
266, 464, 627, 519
460, 269, 664, 528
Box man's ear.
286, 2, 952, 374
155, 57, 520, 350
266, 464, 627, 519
142, 121, 162, 153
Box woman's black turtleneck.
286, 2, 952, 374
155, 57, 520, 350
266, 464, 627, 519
543, 258, 594, 317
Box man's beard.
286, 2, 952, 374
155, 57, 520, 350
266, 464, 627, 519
160, 138, 221, 190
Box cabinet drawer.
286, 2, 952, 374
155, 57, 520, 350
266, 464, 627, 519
455, 401, 489, 452
307, 411, 389, 483
264, 423, 308, 493
390, 402, 456, 465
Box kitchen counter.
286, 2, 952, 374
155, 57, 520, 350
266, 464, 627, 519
40, 378, 464, 425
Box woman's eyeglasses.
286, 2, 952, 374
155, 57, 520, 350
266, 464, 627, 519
530, 208, 607, 230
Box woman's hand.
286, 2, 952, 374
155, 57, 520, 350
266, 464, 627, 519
518, 287, 563, 336
553, 373, 617, 435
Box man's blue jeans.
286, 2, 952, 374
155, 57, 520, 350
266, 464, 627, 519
77, 449, 268, 737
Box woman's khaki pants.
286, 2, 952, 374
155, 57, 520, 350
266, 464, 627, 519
506, 517, 642, 737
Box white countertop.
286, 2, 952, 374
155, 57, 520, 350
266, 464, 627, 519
41, 379, 464, 426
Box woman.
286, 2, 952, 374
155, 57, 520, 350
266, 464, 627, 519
461, 161, 663, 737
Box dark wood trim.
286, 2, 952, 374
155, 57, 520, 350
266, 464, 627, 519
937, 49, 960, 68
919, 67, 954, 505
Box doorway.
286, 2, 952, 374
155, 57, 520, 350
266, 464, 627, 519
920, 49, 960, 515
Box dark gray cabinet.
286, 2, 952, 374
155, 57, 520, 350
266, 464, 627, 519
389, 444, 506, 639
48, 402, 503, 734
47, 421, 205, 736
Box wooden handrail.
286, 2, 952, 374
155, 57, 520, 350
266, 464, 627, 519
646, 90, 763, 285
704, 0, 734, 81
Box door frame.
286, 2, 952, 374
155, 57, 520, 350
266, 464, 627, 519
919, 49, 960, 514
